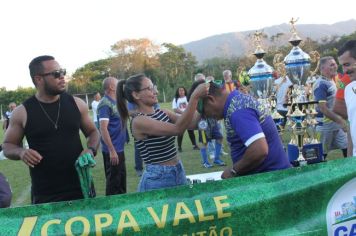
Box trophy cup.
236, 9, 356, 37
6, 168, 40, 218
283, 18, 323, 166
248, 31, 274, 114
247, 31, 285, 133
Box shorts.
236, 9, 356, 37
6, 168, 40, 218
138, 160, 187, 192
198, 124, 223, 143
317, 128, 348, 154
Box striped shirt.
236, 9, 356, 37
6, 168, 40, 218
132, 109, 177, 164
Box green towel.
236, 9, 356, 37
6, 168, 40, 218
75, 153, 96, 198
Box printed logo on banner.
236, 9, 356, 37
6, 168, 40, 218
326, 177, 356, 236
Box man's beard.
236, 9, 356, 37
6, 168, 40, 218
43, 79, 65, 96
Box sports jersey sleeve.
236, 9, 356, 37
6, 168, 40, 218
335, 89, 345, 100
98, 105, 110, 121
314, 82, 328, 102
127, 102, 136, 111
335, 74, 351, 100
230, 108, 265, 147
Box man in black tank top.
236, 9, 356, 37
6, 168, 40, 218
2, 55, 100, 204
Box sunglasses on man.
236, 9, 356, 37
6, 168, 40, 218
39, 69, 66, 79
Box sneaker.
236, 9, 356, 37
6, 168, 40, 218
213, 160, 226, 166
221, 151, 228, 156
193, 145, 200, 150
203, 162, 213, 168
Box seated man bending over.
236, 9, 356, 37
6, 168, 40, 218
188, 80, 291, 179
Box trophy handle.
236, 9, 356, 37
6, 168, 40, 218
273, 53, 284, 67
309, 50, 320, 77
273, 53, 287, 78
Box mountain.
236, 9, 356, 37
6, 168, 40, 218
182, 19, 356, 63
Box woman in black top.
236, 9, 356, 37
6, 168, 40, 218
116, 74, 208, 191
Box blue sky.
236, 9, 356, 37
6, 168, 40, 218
1, 0, 355, 90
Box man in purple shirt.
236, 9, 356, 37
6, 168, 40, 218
98, 77, 128, 195
189, 80, 291, 178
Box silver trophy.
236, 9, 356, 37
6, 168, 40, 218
248, 31, 274, 114
282, 18, 320, 166
284, 18, 311, 104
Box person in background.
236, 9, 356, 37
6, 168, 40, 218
3, 102, 16, 131
237, 70, 251, 95
98, 77, 127, 195
196, 117, 226, 168
189, 79, 291, 179
223, 70, 237, 93
273, 71, 293, 128
116, 73, 207, 192
194, 74, 226, 168
313, 56, 348, 159
338, 40, 356, 157
91, 92, 101, 129
172, 86, 199, 152
1, 102, 17, 153
333, 72, 351, 120
3, 55, 100, 204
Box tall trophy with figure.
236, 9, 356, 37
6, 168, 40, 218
282, 18, 323, 166
248, 31, 274, 111
248, 31, 284, 130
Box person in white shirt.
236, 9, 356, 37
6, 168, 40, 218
273, 72, 293, 128
91, 92, 101, 128
172, 87, 199, 152
3, 102, 16, 131
338, 40, 356, 157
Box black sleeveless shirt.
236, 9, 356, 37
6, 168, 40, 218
23, 93, 83, 201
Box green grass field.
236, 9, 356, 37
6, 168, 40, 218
0, 102, 342, 207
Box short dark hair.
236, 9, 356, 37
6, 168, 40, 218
29, 55, 55, 81
319, 56, 335, 72
338, 40, 356, 59
187, 80, 204, 102
187, 80, 223, 102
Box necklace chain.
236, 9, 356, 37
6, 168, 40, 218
37, 97, 61, 130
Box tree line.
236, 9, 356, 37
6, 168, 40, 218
1, 31, 355, 110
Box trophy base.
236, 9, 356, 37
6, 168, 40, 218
287, 143, 324, 167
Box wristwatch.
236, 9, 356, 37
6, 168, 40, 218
230, 167, 239, 177
88, 147, 97, 157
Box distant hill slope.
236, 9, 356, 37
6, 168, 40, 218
182, 19, 356, 62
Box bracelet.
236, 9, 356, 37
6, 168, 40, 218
88, 147, 97, 157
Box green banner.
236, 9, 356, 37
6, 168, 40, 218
1, 158, 356, 236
